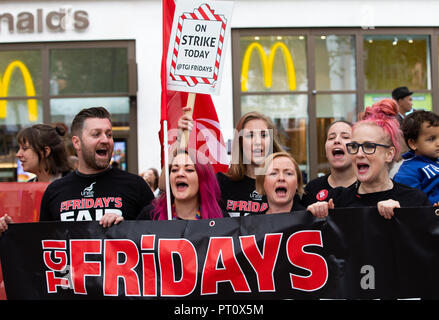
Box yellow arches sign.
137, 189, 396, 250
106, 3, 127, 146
0, 60, 38, 122
241, 41, 297, 92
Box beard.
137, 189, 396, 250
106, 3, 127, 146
81, 142, 113, 171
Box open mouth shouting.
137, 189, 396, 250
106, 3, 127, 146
274, 186, 288, 198
356, 162, 370, 175
96, 147, 109, 159
332, 148, 345, 159
175, 181, 189, 192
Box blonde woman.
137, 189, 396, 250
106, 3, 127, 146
256, 152, 305, 214
179, 109, 284, 217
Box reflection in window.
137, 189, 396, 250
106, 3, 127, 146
315, 35, 356, 91
50, 97, 130, 130
0, 51, 42, 97
50, 48, 128, 95
363, 35, 430, 91
240, 36, 307, 92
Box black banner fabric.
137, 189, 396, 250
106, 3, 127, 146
1, 207, 439, 300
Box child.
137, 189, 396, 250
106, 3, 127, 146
394, 110, 439, 205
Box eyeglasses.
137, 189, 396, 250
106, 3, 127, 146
346, 142, 391, 155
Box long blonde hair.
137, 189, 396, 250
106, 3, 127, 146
227, 112, 284, 181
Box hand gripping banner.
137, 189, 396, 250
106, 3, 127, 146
1, 207, 439, 300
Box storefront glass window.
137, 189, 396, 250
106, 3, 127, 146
0, 50, 42, 97
363, 35, 430, 91
315, 35, 356, 91
50, 97, 130, 130
240, 36, 307, 92
0, 50, 42, 181
50, 48, 128, 95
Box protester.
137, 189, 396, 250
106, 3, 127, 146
307, 99, 431, 220
37, 106, 154, 227
178, 107, 285, 217
393, 110, 439, 205
16, 123, 72, 182
301, 120, 356, 206
255, 152, 305, 214
141, 167, 160, 197
390, 88, 412, 177
137, 148, 223, 220
392, 86, 413, 124
0, 124, 73, 233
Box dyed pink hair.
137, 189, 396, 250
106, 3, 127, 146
355, 98, 402, 161
151, 149, 223, 220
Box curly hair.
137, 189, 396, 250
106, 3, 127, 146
401, 110, 439, 149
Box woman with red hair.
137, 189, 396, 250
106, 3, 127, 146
307, 98, 431, 219
137, 148, 224, 220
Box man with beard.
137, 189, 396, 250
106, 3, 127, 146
39, 107, 154, 226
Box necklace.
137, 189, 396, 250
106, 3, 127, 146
171, 204, 201, 220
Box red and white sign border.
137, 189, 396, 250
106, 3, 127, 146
169, 3, 227, 88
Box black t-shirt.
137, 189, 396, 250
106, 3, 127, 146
39, 167, 154, 221
331, 180, 431, 208
137, 204, 160, 220
216, 172, 268, 217
263, 200, 306, 215
137, 203, 228, 220
301, 174, 357, 207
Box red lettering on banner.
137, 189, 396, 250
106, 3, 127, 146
94, 197, 103, 208
159, 239, 197, 297
70, 240, 102, 294
42, 240, 69, 293
42, 240, 67, 271
201, 237, 250, 295
286, 230, 328, 292
141, 235, 157, 296
238, 201, 247, 212
45, 271, 69, 293
103, 240, 140, 296
239, 233, 282, 292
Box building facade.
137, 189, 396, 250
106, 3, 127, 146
1, 0, 439, 182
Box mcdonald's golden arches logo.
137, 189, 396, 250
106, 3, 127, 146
0, 60, 38, 121
241, 41, 297, 92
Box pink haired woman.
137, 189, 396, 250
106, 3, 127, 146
137, 149, 224, 220
307, 98, 431, 219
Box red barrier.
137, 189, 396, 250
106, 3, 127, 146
0, 182, 49, 300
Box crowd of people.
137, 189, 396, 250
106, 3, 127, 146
0, 85, 438, 234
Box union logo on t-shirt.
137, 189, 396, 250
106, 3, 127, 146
316, 189, 329, 201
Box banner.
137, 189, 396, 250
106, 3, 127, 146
0, 182, 49, 300
1, 207, 439, 300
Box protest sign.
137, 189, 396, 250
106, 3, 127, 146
166, 0, 233, 95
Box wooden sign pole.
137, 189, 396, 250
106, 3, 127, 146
180, 92, 196, 149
